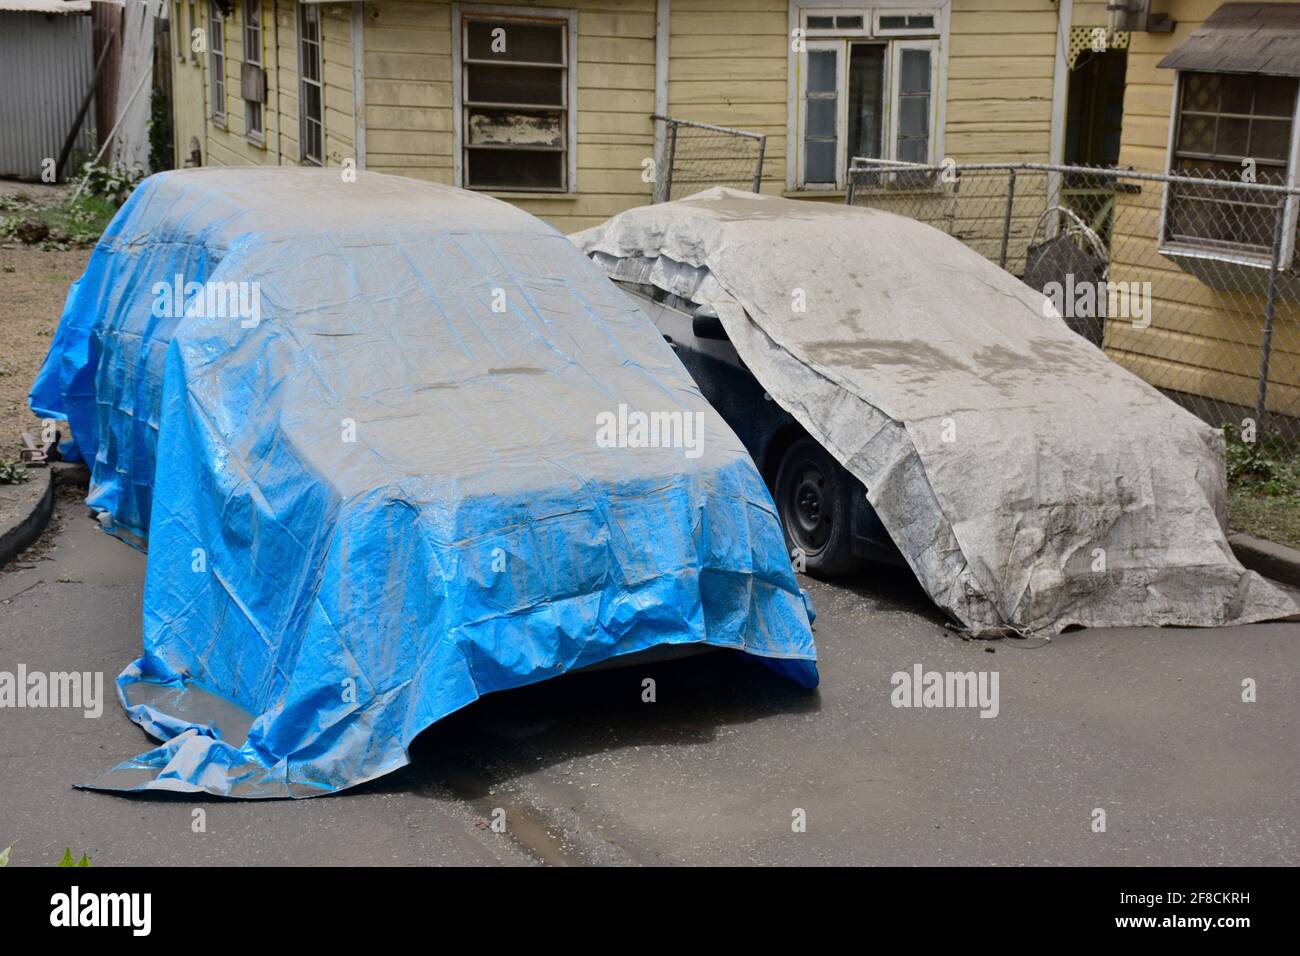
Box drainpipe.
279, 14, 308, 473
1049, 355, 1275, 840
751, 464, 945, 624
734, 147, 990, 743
272, 0, 282, 164
1047, 0, 1074, 233
353, 1, 366, 168
653, 0, 669, 200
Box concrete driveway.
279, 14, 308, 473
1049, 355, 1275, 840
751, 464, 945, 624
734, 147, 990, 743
1, 492, 1296, 866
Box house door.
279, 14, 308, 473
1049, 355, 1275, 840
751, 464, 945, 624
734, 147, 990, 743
1064, 44, 1128, 243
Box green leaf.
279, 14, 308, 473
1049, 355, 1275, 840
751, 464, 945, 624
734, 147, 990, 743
77, 853, 91, 867
57, 848, 74, 867
0, 844, 11, 867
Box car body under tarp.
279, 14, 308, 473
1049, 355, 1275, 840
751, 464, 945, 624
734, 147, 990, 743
573, 188, 1300, 635
29, 170, 817, 798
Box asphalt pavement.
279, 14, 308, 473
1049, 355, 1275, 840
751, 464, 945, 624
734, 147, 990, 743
1, 492, 1296, 866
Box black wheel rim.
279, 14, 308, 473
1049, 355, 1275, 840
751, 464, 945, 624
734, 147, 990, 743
780, 455, 831, 555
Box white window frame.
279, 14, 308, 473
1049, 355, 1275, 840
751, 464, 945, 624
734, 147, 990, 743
298, 2, 324, 165
804, 8, 871, 37
1158, 69, 1300, 268
243, 0, 264, 145
798, 40, 846, 188
790, 5, 943, 191
450, 2, 579, 194
888, 39, 937, 166
208, 2, 225, 125
874, 8, 938, 36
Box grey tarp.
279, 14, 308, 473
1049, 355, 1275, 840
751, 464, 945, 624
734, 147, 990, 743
573, 188, 1300, 635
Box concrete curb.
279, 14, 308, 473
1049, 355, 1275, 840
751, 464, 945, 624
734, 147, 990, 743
0, 466, 54, 568
1230, 533, 1300, 590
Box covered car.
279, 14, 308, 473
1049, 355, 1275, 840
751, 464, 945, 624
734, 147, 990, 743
573, 188, 1300, 636
29, 170, 817, 798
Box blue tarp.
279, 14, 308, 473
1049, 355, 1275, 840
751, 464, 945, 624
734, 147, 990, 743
31, 169, 817, 798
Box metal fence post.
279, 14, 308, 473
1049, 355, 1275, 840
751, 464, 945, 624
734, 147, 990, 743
752, 135, 766, 193
999, 168, 1016, 270
1254, 200, 1286, 429
660, 122, 678, 204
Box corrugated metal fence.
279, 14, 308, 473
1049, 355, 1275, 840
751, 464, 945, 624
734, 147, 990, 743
0, 9, 96, 180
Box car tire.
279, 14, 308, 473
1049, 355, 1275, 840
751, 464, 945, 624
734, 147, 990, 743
774, 437, 862, 578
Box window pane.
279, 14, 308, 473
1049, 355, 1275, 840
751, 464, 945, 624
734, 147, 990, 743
897, 138, 928, 163
899, 96, 929, 138
807, 50, 837, 93
467, 63, 564, 105
466, 20, 564, 64
304, 84, 322, 124
806, 98, 836, 137
1251, 118, 1291, 161
465, 148, 564, 189
896, 49, 931, 164
807, 15, 834, 29
900, 49, 931, 95
1256, 76, 1298, 117
805, 140, 837, 183
1221, 74, 1255, 114
1215, 116, 1250, 156
468, 109, 563, 147
804, 48, 837, 184
302, 9, 320, 44
1181, 72, 1220, 113
1177, 113, 1216, 153
847, 44, 883, 160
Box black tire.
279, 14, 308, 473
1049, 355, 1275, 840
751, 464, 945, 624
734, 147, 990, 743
773, 437, 862, 577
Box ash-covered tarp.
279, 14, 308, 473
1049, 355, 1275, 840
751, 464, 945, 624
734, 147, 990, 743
29, 170, 817, 798
573, 188, 1300, 635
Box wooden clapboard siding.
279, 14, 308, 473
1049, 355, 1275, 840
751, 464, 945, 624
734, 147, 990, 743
662, 0, 1064, 200
362, 0, 658, 227
1108, 0, 1300, 416
666, 0, 788, 194
200, 0, 355, 168
171, 1, 208, 169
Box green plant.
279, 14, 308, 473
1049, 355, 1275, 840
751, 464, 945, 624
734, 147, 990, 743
0, 845, 90, 867
76, 160, 144, 207
0, 460, 29, 484
1223, 425, 1297, 495
149, 86, 175, 174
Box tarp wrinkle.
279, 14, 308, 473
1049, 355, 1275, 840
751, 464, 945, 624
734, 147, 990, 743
31, 170, 817, 799
573, 188, 1300, 635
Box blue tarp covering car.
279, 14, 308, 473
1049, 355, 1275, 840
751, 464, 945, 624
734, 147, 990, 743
30, 169, 817, 798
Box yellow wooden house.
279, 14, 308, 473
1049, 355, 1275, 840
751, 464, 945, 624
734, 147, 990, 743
164, 0, 1300, 425
165, 0, 1125, 232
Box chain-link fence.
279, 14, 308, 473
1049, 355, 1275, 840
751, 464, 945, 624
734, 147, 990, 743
652, 115, 766, 204
848, 159, 1300, 449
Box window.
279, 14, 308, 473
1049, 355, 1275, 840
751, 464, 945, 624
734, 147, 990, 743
208, 2, 225, 123
794, 9, 939, 189
299, 3, 324, 165
188, 0, 199, 63
243, 0, 264, 142
174, 0, 186, 63
1164, 71, 1299, 258
456, 8, 575, 192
